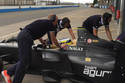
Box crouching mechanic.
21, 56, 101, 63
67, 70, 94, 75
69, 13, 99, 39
82, 12, 113, 41
47, 14, 76, 45
1, 15, 62, 83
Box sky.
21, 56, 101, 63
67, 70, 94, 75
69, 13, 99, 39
61, 0, 94, 4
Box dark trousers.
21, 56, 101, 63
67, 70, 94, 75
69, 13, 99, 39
7, 30, 33, 83
47, 31, 57, 44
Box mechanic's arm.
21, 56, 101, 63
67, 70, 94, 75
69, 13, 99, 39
50, 31, 61, 48
93, 28, 98, 37
105, 26, 113, 41
68, 29, 76, 40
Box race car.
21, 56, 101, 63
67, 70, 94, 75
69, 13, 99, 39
0, 28, 125, 83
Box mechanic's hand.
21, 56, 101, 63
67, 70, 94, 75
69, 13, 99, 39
61, 43, 68, 49
72, 39, 77, 45
51, 44, 57, 48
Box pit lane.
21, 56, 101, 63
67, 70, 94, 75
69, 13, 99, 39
0, 6, 120, 83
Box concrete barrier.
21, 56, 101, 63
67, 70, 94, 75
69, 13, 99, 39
0, 5, 79, 13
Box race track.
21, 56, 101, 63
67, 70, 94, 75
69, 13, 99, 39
0, 7, 80, 26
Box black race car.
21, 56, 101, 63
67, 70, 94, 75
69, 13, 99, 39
0, 28, 125, 83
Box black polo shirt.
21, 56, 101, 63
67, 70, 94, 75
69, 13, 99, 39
24, 19, 56, 40
82, 15, 109, 33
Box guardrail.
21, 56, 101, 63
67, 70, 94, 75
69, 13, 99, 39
0, 5, 79, 13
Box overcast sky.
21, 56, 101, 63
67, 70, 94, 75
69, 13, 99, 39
61, 0, 94, 3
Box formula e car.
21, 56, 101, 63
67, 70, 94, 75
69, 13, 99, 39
0, 28, 125, 83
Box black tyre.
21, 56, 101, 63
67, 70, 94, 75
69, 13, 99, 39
0, 58, 3, 73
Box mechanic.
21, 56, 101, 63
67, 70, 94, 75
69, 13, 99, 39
1, 15, 63, 83
82, 12, 113, 41
47, 14, 76, 45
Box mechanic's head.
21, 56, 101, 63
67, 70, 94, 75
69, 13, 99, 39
61, 17, 71, 28
48, 14, 58, 26
103, 12, 112, 25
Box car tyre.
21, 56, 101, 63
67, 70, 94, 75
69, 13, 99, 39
0, 58, 3, 81
0, 58, 3, 73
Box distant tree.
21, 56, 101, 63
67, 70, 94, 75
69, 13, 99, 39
93, 0, 98, 5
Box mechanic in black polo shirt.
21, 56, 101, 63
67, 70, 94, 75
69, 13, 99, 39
47, 14, 76, 44
82, 12, 113, 41
1, 15, 62, 83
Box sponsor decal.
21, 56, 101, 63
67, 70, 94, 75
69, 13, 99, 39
87, 39, 99, 43
85, 57, 91, 62
83, 66, 112, 77
87, 39, 92, 43
68, 46, 83, 51
92, 40, 99, 43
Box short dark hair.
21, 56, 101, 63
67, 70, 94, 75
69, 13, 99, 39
61, 17, 70, 25
49, 14, 57, 22
103, 12, 112, 25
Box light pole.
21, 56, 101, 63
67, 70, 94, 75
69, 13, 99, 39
120, 0, 125, 33
14, 0, 15, 5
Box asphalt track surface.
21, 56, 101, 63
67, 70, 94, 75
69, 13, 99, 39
0, 7, 80, 26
